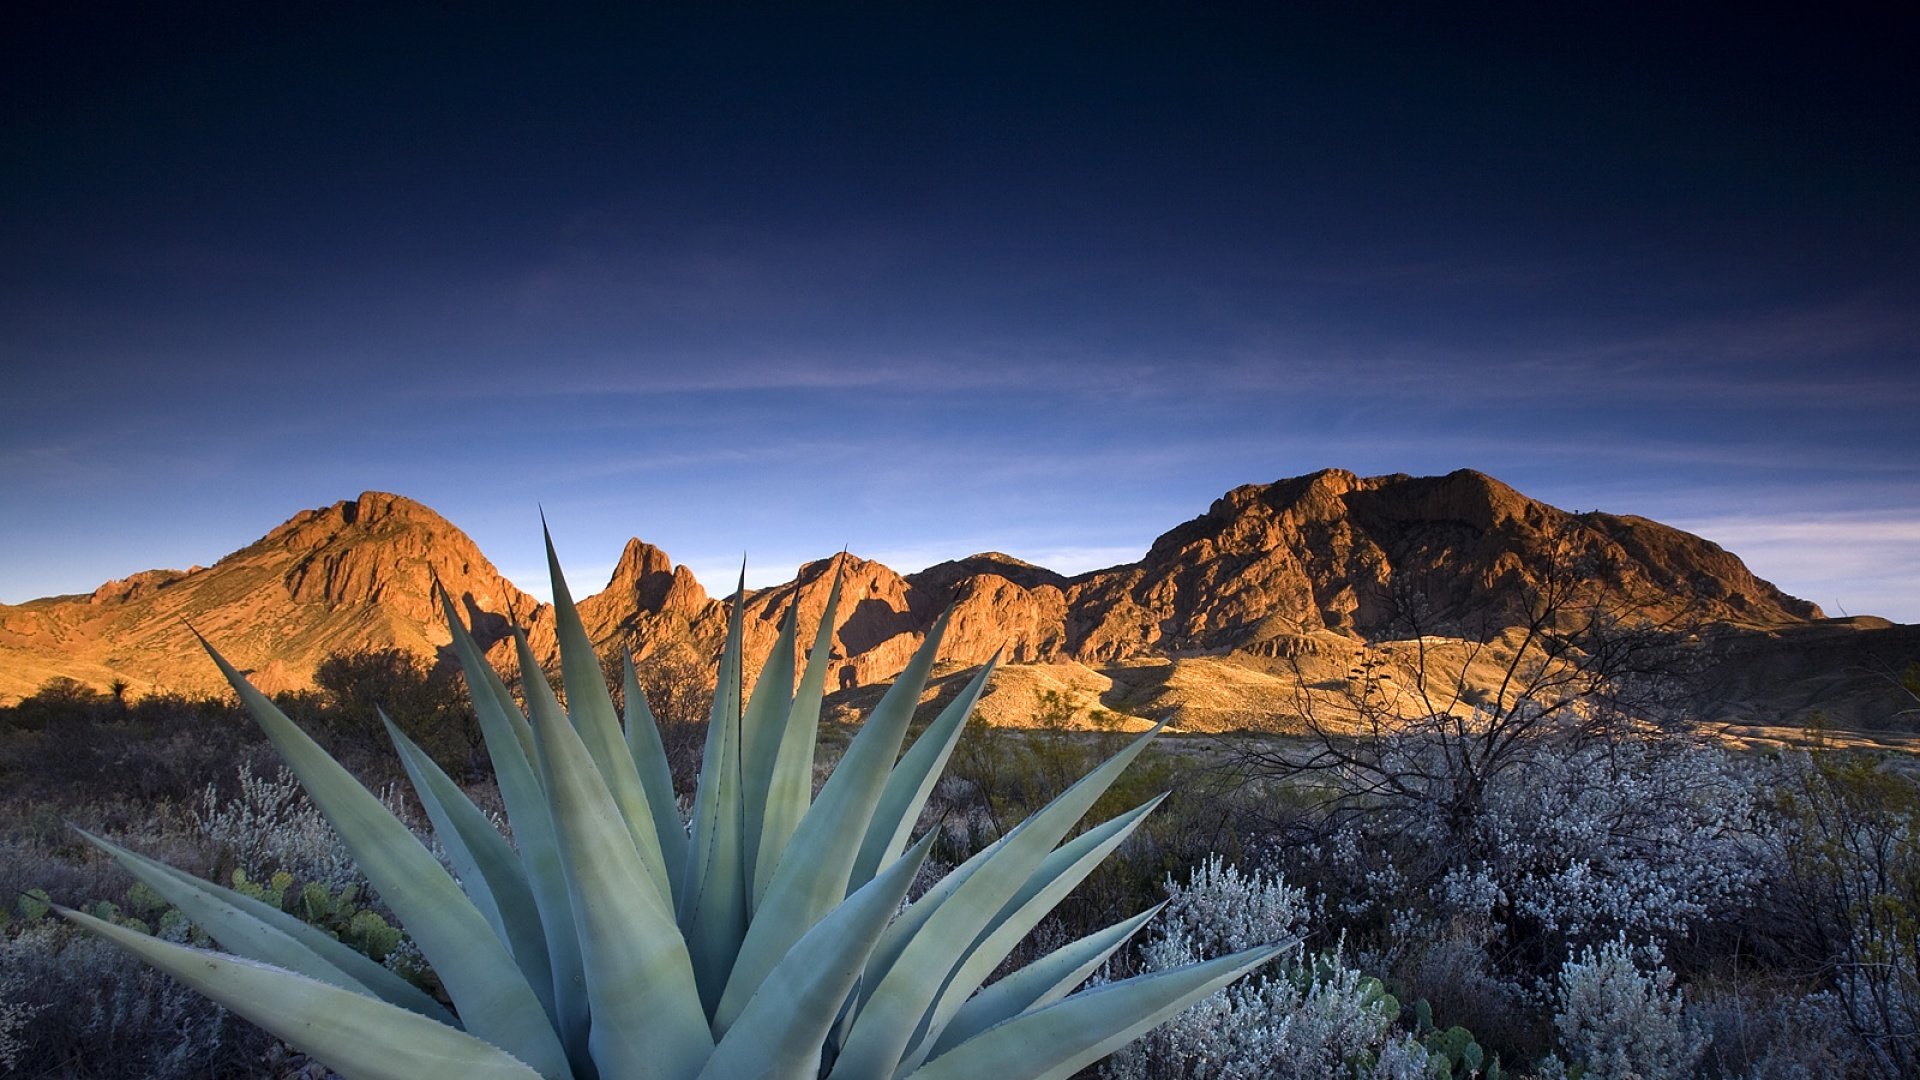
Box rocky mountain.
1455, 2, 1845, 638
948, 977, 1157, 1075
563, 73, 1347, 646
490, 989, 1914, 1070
3, 471, 1905, 731
0, 493, 538, 700
1063, 468, 1820, 661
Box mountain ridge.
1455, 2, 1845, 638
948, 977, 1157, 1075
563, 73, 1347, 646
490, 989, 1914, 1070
3, 470, 1900, 730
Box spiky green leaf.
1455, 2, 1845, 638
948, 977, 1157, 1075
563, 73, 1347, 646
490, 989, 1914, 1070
900, 795, 1167, 1072
905, 945, 1284, 1080
849, 653, 999, 891
527, 636, 714, 1080
930, 904, 1165, 1059
443, 601, 589, 1062
624, 651, 689, 901
201, 639, 571, 1078
680, 566, 751, 1017
829, 723, 1162, 1078
753, 559, 846, 904
715, 609, 952, 1035
699, 830, 937, 1080
61, 908, 547, 1080
384, 712, 555, 1023
546, 526, 675, 905
739, 602, 798, 907
73, 828, 451, 1023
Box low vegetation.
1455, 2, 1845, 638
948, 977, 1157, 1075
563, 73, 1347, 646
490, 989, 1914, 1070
2, 572, 1916, 1078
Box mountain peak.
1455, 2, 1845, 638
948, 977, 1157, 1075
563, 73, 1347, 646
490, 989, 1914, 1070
908, 552, 1070, 594
594, 538, 706, 616
1108, 468, 1820, 657
341, 490, 440, 526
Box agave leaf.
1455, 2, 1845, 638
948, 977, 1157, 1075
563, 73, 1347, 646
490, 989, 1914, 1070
829, 723, 1162, 1079
72, 828, 452, 1024
860, 821, 1017, 1003
200, 639, 572, 1079
739, 602, 798, 909
383, 712, 554, 1022
545, 526, 676, 905
58, 908, 546, 1080
714, 609, 953, 1035
995, 792, 1168, 938
681, 565, 751, 1018
930, 904, 1166, 1059
851, 725, 1157, 1009
899, 795, 1167, 1073
849, 653, 1000, 891
753, 558, 846, 904
699, 830, 937, 1080
528, 639, 714, 1079
624, 651, 690, 901
438, 590, 537, 764
444, 600, 590, 1062
904, 945, 1285, 1080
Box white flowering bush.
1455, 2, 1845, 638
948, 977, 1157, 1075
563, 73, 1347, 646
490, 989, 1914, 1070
197, 761, 362, 888
1551, 935, 1706, 1080
1102, 855, 1437, 1079
1483, 738, 1761, 948
0, 972, 34, 1073
1303, 734, 1764, 983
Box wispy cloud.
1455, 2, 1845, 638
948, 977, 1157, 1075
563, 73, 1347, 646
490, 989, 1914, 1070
1665, 514, 1920, 622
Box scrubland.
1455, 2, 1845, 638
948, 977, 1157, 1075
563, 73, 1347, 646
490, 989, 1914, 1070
2, 647, 1916, 1079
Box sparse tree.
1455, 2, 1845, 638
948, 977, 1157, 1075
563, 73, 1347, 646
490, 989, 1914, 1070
1241, 532, 1695, 841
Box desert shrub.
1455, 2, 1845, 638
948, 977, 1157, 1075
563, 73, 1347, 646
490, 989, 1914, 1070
1761, 748, 1920, 1079
0, 689, 270, 804
195, 761, 359, 889
1, 677, 116, 732
1550, 936, 1707, 1080
1692, 983, 1864, 1079
0, 915, 286, 1078
1275, 734, 1759, 1047
0, 757, 426, 1077
309, 645, 478, 774
1102, 855, 1443, 1079
1225, 723, 1770, 1071
0, 968, 34, 1073
1471, 736, 1762, 960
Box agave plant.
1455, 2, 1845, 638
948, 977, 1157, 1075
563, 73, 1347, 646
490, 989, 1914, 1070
61, 533, 1279, 1079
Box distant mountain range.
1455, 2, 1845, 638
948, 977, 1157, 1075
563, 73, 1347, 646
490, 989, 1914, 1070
3, 469, 1914, 732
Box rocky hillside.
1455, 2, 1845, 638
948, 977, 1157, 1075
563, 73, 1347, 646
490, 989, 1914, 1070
1063, 468, 1820, 661
0, 493, 538, 700
3, 471, 1897, 730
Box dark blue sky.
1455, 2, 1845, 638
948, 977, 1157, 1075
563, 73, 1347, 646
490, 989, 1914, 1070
4, 4, 1916, 619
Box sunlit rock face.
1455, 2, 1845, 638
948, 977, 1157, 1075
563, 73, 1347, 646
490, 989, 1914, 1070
0, 471, 1836, 723
1062, 468, 1820, 661
0, 492, 539, 700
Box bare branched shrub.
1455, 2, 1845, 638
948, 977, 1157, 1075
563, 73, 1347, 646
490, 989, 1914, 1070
1763, 749, 1920, 1079
1693, 984, 1863, 1079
